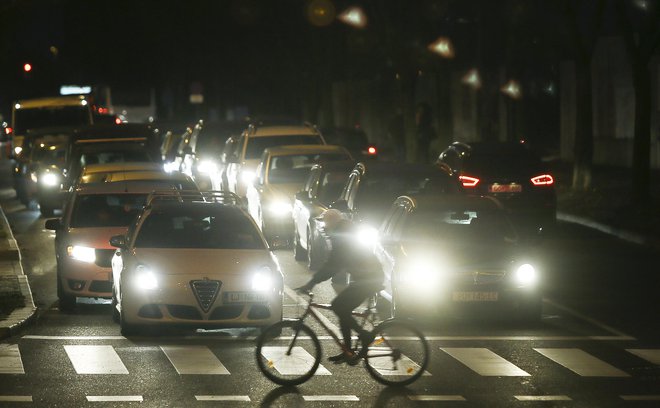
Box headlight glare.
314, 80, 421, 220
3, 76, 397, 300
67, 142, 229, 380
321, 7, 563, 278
251, 267, 274, 291
67, 245, 96, 263
241, 170, 256, 183
269, 200, 292, 215
197, 160, 218, 174
400, 257, 441, 288
41, 172, 60, 186
135, 265, 158, 290
514, 263, 537, 286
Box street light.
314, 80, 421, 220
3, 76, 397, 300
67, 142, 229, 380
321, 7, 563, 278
23, 63, 32, 73
338, 6, 367, 28
462, 68, 482, 89
428, 37, 455, 59
501, 79, 522, 99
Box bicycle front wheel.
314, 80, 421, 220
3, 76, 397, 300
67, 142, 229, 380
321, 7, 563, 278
255, 320, 321, 386
364, 319, 429, 386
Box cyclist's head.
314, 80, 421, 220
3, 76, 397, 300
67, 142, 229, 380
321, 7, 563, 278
320, 209, 344, 233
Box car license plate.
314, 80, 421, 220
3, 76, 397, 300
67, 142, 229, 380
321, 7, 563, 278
224, 292, 268, 303
452, 291, 499, 302
489, 183, 522, 193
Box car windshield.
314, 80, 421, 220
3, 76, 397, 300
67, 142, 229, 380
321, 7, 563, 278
267, 153, 348, 184
14, 106, 91, 134
245, 135, 322, 159
465, 146, 545, 175
134, 206, 265, 249
32, 146, 66, 165
402, 208, 517, 243
356, 171, 458, 210
318, 170, 351, 205
70, 193, 148, 228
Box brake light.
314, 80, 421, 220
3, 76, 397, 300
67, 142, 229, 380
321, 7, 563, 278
459, 175, 480, 187
531, 174, 554, 186
115, 117, 122, 125
5, 127, 12, 135
367, 146, 377, 155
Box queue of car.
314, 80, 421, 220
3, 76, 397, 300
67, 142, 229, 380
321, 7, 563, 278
11, 113, 557, 334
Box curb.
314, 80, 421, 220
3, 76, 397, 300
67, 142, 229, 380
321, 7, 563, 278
0, 208, 37, 340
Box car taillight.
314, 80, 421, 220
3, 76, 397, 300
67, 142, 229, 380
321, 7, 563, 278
531, 174, 554, 186
459, 175, 480, 187
367, 146, 377, 155
5, 127, 12, 135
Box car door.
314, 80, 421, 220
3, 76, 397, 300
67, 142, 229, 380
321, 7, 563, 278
375, 203, 408, 298
293, 167, 320, 249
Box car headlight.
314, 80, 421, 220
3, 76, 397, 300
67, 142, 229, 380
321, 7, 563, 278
14, 146, 23, 156
513, 263, 538, 286
40, 172, 60, 186
356, 225, 378, 247
30, 172, 38, 183
134, 264, 158, 290
251, 267, 274, 291
400, 257, 443, 289
197, 160, 218, 174
268, 200, 292, 216
241, 170, 256, 183
67, 245, 96, 263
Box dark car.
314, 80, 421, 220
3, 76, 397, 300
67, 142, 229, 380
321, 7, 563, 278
321, 126, 378, 161
291, 160, 357, 268
374, 194, 542, 321
436, 141, 556, 237
308, 160, 463, 272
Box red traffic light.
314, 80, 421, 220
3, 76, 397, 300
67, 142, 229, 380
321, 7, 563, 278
23, 63, 32, 72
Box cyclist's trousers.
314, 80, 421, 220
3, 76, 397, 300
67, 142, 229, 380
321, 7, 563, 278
331, 282, 380, 350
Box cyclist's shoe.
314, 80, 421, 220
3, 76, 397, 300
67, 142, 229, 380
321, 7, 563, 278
328, 350, 358, 365
356, 331, 376, 359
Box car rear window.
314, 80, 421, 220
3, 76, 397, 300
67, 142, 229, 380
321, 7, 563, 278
267, 153, 349, 184
245, 135, 323, 159
70, 193, 148, 228
134, 207, 265, 249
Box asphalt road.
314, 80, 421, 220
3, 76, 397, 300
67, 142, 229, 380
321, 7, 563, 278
1, 160, 660, 407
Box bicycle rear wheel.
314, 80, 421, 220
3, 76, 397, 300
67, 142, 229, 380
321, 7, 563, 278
363, 319, 429, 386
255, 320, 321, 386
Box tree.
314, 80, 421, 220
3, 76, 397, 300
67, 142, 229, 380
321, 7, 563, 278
614, 0, 660, 203
560, 0, 607, 191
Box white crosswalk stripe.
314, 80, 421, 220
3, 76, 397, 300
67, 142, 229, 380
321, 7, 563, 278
534, 348, 630, 377
64, 345, 129, 375
626, 349, 660, 365
161, 345, 230, 375
441, 347, 530, 376
259, 346, 331, 375
0, 344, 24, 374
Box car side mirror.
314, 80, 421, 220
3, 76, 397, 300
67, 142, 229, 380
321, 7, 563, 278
109, 234, 127, 249
44, 218, 62, 230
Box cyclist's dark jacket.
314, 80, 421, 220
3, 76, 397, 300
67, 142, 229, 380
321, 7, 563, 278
309, 219, 383, 286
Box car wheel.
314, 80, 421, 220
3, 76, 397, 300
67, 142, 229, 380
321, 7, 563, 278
57, 275, 76, 312
119, 302, 140, 337
293, 231, 306, 261
307, 230, 320, 271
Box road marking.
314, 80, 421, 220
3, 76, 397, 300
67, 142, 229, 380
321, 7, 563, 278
284, 286, 342, 340
303, 395, 360, 401
86, 396, 143, 402
0, 344, 24, 374
408, 395, 466, 401
534, 348, 630, 377
64, 345, 129, 374
367, 347, 431, 377
23, 336, 126, 340
544, 299, 635, 340
0, 396, 32, 402
515, 395, 572, 401
260, 346, 330, 375
626, 349, 660, 365
441, 348, 530, 376
195, 396, 251, 401
161, 345, 229, 375
620, 395, 660, 401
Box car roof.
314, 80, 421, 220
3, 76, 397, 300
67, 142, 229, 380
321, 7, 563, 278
356, 161, 449, 176
81, 162, 164, 175
262, 144, 350, 156
14, 95, 89, 108
101, 171, 192, 183
72, 123, 157, 141
75, 180, 184, 194
311, 159, 358, 172
250, 125, 321, 137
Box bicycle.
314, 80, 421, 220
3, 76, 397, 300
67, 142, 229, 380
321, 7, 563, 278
255, 289, 429, 387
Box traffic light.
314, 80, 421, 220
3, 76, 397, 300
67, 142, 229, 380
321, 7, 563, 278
23, 63, 32, 72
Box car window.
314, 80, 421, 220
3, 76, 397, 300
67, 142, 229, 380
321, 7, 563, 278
318, 170, 350, 205
70, 193, 148, 228
134, 207, 265, 249
245, 135, 323, 159
267, 153, 346, 184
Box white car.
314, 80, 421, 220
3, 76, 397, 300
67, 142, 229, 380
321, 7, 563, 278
45, 180, 188, 311
246, 144, 352, 246
224, 123, 326, 198
110, 191, 284, 336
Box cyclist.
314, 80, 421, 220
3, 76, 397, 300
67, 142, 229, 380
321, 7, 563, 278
296, 209, 384, 364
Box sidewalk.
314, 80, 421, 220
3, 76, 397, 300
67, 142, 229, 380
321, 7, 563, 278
0, 206, 37, 339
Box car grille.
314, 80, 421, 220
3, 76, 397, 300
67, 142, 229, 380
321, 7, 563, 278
95, 249, 116, 268
190, 280, 221, 312
455, 270, 506, 286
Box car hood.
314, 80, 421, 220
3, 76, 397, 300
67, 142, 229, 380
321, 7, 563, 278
129, 248, 278, 276
399, 238, 520, 270
66, 227, 128, 249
